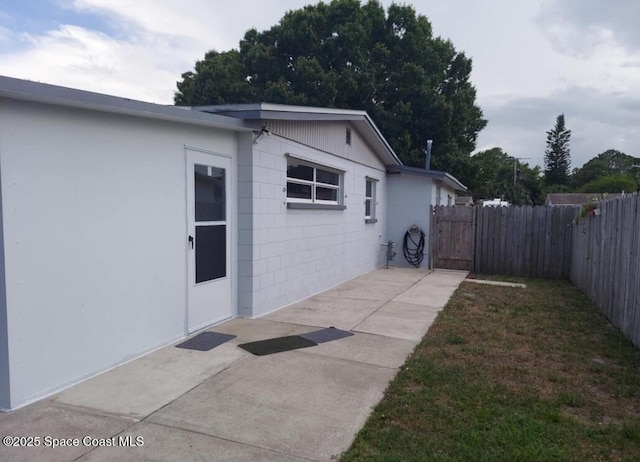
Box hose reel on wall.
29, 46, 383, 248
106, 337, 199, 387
403, 225, 425, 268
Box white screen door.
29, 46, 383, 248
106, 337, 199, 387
186, 149, 232, 332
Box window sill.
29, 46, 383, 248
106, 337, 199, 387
365, 218, 378, 224
287, 203, 347, 211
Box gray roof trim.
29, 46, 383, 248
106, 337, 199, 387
0, 76, 251, 131
195, 103, 369, 118
386, 165, 468, 191
194, 103, 402, 166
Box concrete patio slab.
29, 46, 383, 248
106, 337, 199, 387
354, 301, 441, 341
264, 294, 386, 330
77, 422, 307, 462
392, 271, 466, 307
0, 401, 135, 462
324, 278, 415, 302
53, 342, 247, 419
211, 317, 311, 343
300, 331, 416, 369
147, 351, 396, 461
357, 266, 431, 283
0, 266, 469, 462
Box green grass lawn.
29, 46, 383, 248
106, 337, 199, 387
341, 278, 640, 462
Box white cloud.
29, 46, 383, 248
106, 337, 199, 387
0, 0, 329, 103
537, 0, 640, 55
69, 0, 310, 52
477, 85, 640, 169
71, 0, 213, 41
0, 24, 194, 102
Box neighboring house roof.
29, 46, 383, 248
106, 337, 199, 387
194, 103, 402, 167
386, 165, 468, 191
455, 196, 474, 206
0, 76, 251, 132
545, 193, 625, 206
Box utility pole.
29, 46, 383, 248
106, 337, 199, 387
513, 157, 530, 185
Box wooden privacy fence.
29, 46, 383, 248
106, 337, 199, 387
433, 197, 640, 347
474, 205, 577, 278
432, 205, 577, 278
571, 194, 640, 347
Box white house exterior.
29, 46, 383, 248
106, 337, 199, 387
197, 104, 399, 318
428, 171, 466, 207
0, 77, 410, 410
0, 77, 255, 410
385, 165, 467, 267
0, 76, 469, 410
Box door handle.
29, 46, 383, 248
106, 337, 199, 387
188, 235, 194, 249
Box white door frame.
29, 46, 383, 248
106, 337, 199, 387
185, 147, 235, 333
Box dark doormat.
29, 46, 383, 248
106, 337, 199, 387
176, 331, 236, 351
238, 335, 317, 356
300, 327, 354, 344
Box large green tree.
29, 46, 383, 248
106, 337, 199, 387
175, 0, 486, 177
570, 149, 640, 190
577, 173, 637, 194
544, 114, 571, 187
466, 147, 544, 205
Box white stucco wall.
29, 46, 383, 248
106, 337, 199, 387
387, 174, 432, 268
0, 171, 8, 410
238, 130, 388, 317
0, 98, 238, 409
431, 180, 457, 207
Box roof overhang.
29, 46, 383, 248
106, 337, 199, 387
386, 165, 467, 191
0, 76, 251, 132
193, 103, 402, 166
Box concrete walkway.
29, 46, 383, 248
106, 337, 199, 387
0, 268, 467, 462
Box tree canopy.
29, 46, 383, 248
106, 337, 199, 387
577, 173, 637, 194
544, 114, 571, 188
466, 148, 543, 205
571, 149, 640, 189
175, 0, 486, 177
465, 146, 637, 205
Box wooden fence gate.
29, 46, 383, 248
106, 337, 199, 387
430, 205, 475, 271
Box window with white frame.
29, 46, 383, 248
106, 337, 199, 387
365, 177, 377, 222
286, 160, 342, 205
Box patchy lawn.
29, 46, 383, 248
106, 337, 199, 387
341, 278, 640, 462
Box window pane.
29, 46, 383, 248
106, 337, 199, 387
316, 168, 339, 185
287, 182, 312, 199
365, 199, 371, 217
287, 163, 313, 181
316, 186, 338, 202
195, 225, 226, 283
195, 164, 225, 222
365, 180, 372, 197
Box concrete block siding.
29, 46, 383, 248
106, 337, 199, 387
238, 132, 387, 317
0, 79, 410, 411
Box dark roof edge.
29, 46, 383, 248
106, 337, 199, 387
386, 165, 467, 191
0, 76, 251, 131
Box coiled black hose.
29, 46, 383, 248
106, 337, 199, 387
403, 228, 425, 268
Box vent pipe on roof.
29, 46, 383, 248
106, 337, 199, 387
424, 140, 433, 170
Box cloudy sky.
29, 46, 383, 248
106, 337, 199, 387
1, 0, 639, 169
